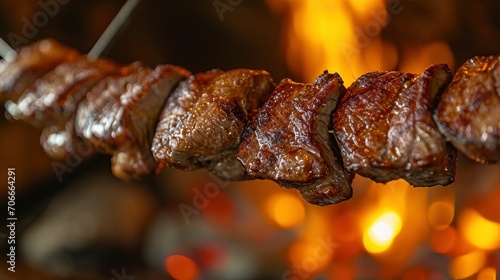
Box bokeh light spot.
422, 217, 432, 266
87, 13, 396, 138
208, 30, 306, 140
459, 208, 500, 250
165, 255, 198, 280
363, 211, 402, 253
266, 192, 305, 228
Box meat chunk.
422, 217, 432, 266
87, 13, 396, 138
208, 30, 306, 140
6, 56, 120, 127
76, 63, 190, 181
435, 56, 500, 164
5, 56, 120, 160
152, 69, 275, 180
238, 71, 352, 206
40, 116, 94, 161
0, 39, 79, 103
333, 64, 456, 186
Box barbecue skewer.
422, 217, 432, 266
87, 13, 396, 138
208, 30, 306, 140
1, 39, 498, 206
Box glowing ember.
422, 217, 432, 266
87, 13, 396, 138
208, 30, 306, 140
363, 211, 402, 253
165, 255, 199, 280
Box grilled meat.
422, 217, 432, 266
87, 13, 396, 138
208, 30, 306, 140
435, 56, 500, 164
40, 116, 93, 161
0, 39, 79, 104
5, 56, 120, 160
76, 63, 190, 181
333, 64, 456, 186
152, 69, 275, 180
6, 56, 120, 127
238, 71, 353, 206
2, 38, 499, 205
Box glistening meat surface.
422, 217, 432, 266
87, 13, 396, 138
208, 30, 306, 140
435, 56, 500, 164
152, 69, 275, 180
333, 64, 457, 186
76, 63, 190, 181
6, 56, 120, 160
0, 39, 79, 104
238, 71, 353, 206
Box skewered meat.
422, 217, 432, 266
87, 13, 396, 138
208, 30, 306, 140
0, 39, 79, 104
5, 56, 120, 160
76, 63, 190, 181
40, 116, 92, 160
2, 38, 499, 205
435, 56, 500, 164
238, 71, 353, 206
6, 56, 120, 127
333, 64, 457, 186
152, 69, 275, 180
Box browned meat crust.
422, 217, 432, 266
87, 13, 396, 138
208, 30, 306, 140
152, 69, 275, 180
40, 115, 92, 160
0, 39, 79, 104
238, 71, 353, 206
76, 63, 190, 181
333, 64, 456, 186
6, 56, 120, 127
3, 37, 498, 205
5, 56, 120, 160
435, 56, 500, 164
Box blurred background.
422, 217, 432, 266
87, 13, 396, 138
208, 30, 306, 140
0, 0, 500, 279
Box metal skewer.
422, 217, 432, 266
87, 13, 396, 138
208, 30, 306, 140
87, 0, 142, 59
0, 37, 16, 60
3, 0, 140, 119
0, 0, 140, 60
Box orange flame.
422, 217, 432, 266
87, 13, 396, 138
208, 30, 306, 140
267, 0, 397, 84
